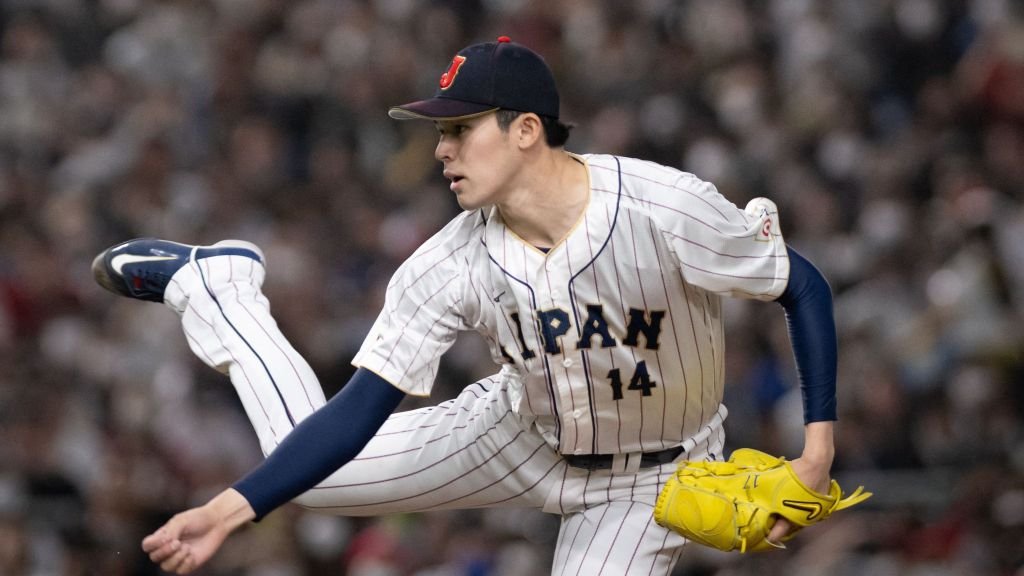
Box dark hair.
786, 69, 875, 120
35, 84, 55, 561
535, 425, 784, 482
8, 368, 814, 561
495, 109, 573, 148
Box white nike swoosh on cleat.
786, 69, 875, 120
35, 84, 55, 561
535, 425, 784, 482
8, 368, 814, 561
111, 254, 179, 274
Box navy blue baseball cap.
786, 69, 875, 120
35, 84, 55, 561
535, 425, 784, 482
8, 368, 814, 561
389, 36, 560, 121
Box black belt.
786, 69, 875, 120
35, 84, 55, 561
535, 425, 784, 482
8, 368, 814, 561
564, 446, 685, 471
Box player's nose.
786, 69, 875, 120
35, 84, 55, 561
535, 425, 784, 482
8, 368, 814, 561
435, 137, 454, 162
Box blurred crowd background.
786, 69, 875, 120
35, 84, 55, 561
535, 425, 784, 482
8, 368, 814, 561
1, 0, 1023, 574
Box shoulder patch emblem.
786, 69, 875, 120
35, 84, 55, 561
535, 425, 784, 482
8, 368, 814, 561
756, 217, 772, 242
755, 208, 773, 242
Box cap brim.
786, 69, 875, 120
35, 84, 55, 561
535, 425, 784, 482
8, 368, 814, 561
388, 98, 498, 121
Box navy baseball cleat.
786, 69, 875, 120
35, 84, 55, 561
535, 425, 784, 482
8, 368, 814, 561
92, 238, 264, 302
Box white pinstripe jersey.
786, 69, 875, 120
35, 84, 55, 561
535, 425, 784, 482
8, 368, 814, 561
354, 153, 790, 456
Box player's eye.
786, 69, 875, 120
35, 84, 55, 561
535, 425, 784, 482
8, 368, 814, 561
437, 124, 468, 138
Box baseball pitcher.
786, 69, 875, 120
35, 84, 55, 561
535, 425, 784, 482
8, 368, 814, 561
93, 37, 868, 574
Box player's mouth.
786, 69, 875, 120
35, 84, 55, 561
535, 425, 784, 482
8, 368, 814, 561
443, 170, 465, 192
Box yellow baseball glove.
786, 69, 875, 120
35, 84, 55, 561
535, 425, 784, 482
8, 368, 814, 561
653, 448, 871, 553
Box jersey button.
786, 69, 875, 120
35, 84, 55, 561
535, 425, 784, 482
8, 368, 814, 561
562, 358, 573, 367
572, 409, 582, 419
574, 448, 584, 455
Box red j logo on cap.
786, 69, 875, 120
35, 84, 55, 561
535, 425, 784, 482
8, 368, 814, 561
439, 55, 467, 90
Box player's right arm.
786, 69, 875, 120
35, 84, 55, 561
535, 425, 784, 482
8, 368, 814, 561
141, 368, 406, 573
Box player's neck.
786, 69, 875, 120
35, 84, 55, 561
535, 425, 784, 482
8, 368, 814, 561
497, 151, 588, 249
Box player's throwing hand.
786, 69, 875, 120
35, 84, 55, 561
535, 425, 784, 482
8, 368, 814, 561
141, 489, 255, 574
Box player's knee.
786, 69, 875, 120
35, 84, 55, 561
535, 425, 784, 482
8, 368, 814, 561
290, 490, 321, 510
290, 487, 349, 512
291, 490, 381, 517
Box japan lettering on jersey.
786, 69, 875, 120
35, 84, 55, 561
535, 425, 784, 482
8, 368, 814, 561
354, 154, 789, 456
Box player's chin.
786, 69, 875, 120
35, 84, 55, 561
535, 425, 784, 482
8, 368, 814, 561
453, 191, 485, 211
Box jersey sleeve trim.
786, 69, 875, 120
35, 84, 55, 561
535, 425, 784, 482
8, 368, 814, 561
349, 362, 431, 398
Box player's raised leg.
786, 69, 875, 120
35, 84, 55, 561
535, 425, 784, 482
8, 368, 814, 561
92, 238, 327, 456
92, 238, 566, 515
287, 370, 567, 515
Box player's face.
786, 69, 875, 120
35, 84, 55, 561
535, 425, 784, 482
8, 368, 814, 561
434, 113, 522, 210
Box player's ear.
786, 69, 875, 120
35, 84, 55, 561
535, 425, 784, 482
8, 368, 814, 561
515, 113, 544, 149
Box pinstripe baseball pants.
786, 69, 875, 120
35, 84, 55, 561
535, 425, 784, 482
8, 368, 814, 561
163, 252, 723, 575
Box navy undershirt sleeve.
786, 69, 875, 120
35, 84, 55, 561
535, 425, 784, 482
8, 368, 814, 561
775, 246, 838, 424
232, 368, 406, 520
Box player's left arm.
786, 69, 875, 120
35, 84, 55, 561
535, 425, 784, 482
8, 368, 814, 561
768, 245, 837, 545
